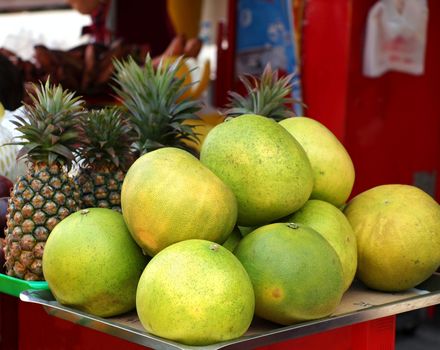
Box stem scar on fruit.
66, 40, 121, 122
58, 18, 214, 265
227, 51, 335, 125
210, 243, 220, 252
81, 209, 90, 215
286, 222, 299, 229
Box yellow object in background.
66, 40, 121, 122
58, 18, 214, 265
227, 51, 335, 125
167, 0, 202, 39
164, 56, 211, 101
0, 102, 4, 117
183, 109, 225, 152
190, 59, 210, 99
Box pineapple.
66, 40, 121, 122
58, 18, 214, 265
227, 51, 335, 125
112, 54, 201, 156
226, 64, 301, 121
75, 107, 136, 211
2, 80, 85, 280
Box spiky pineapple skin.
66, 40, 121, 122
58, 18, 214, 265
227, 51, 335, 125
3, 162, 80, 280
76, 168, 125, 212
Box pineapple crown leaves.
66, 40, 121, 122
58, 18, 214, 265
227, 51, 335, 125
226, 64, 304, 121
6, 79, 86, 169
112, 54, 201, 155
76, 106, 137, 171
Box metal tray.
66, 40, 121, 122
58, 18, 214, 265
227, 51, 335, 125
20, 273, 440, 350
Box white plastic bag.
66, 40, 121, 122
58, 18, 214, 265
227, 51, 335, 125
363, 0, 429, 77
0, 107, 27, 181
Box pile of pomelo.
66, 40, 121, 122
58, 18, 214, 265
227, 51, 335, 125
42, 113, 440, 346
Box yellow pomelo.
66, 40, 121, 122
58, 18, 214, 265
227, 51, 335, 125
279, 117, 355, 207
285, 199, 357, 291
42, 208, 147, 317
136, 239, 255, 346
200, 114, 313, 226
121, 147, 237, 256
234, 223, 344, 325
344, 184, 440, 292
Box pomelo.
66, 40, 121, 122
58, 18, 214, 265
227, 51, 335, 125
279, 117, 355, 207
136, 239, 255, 346
238, 225, 256, 237
222, 226, 242, 252
200, 114, 313, 226
285, 199, 357, 291
234, 222, 344, 325
121, 147, 237, 256
344, 184, 440, 291
42, 208, 147, 317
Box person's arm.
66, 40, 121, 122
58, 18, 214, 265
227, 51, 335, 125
67, 0, 104, 14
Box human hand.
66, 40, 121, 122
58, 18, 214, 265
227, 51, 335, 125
152, 35, 202, 68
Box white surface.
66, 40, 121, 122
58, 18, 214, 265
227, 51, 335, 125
0, 0, 68, 11
0, 9, 91, 60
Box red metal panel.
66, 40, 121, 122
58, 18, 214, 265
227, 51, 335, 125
256, 316, 395, 350
301, 0, 352, 141
344, 0, 440, 198
214, 0, 237, 107
17, 301, 395, 350
0, 294, 18, 350
301, 0, 440, 200
18, 302, 147, 350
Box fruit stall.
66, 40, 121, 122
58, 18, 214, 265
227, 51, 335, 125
1, 0, 440, 349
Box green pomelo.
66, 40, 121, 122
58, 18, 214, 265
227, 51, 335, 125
121, 147, 237, 256
285, 199, 357, 291
238, 225, 257, 237
136, 239, 255, 346
344, 184, 440, 292
234, 223, 344, 325
200, 114, 313, 226
42, 208, 147, 317
222, 227, 242, 252
279, 117, 355, 207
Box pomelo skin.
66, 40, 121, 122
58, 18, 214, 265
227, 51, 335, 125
222, 226, 242, 252
121, 147, 237, 256
279, 117, 355, 207
42, 208, 148, 317
286, 199, 357, 291
234, 223, 344, 325
136, 239, 255, 346
344, 184, 440, 292
200, 114, 313, 227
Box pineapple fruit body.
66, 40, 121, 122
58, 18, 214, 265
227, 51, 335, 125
76, 168, 125, 212
4, 162, 80, 280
